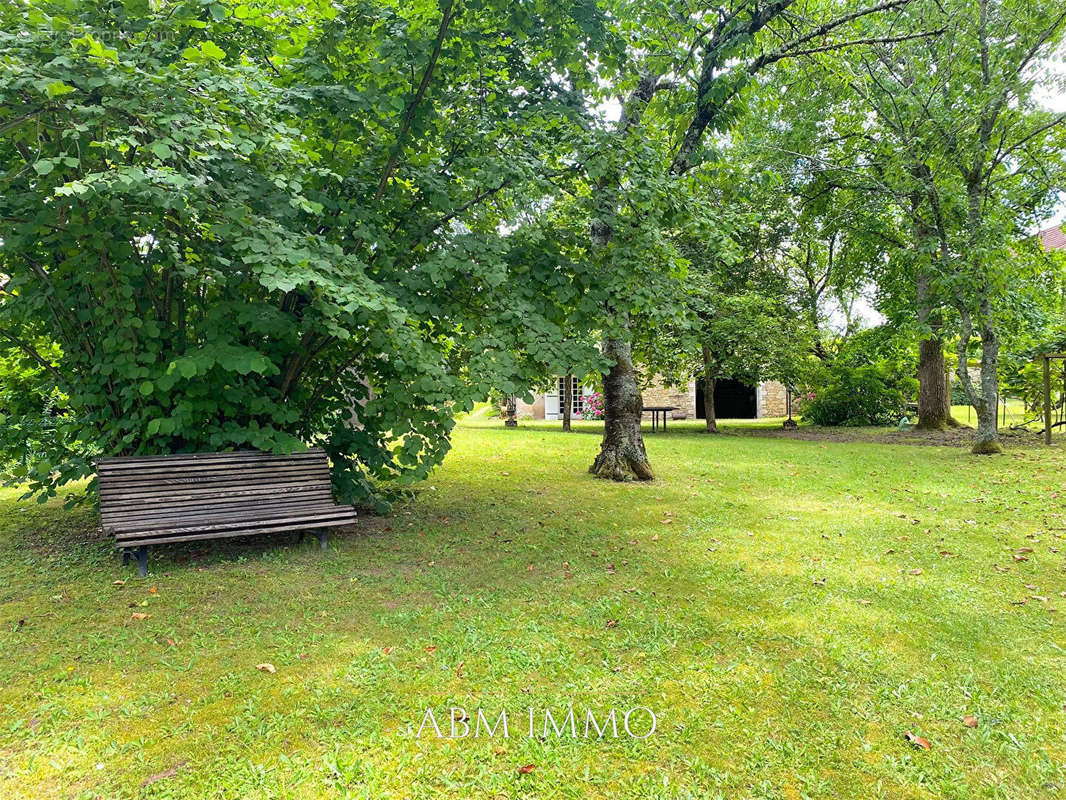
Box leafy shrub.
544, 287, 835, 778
803, 363, 916, 426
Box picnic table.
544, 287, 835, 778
643, 405, 678, 432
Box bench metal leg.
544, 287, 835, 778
136, 546, 148, 577
316, 530, 328, 551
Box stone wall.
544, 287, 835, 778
641, 378, 697, 419
758, 380, 788, 418
507, 377, 786, 421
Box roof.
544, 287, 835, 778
1039, 223, 1066, 251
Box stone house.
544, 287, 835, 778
515, 375, 790, 421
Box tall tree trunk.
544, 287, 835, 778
562, 373, 572, 432
971, 326, 1001, 454
913, 201, 959, 431
956, 301, 1002, 454
916, 338, 951, 429
590, 337, 653, 480
586, 74, 663, 481
701, 343, 718, 433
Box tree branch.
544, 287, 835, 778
375, 0, 457, 200
0, 327, 68, 389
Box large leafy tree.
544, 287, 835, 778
0, 0, 609, 503
579, 0, 919, 480
792, 0, 1066, 450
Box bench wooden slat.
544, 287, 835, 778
102, 480, 332, 503
98, 448, 328, 467
98, 448, 357, 573
111, 509, 359, 539
98, 463, 329, 483
101, 490, 334, 518
114, 516, 357, 548
105, 499, 346, 531
99, 481, 333, 507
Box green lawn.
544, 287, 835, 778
2, 418, 1065, 799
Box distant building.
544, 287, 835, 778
514, 376, 789, 421
1038, 222, 1065, 251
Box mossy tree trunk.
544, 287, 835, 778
590, 337, 653, 481
956, 299, 1002, 454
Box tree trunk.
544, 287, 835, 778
562, 373, 573, 432
701, 343, 718, 433
971, 328, 1002, 454
911, 181, 961, 432
916, 338, 951, 429
955, 302, 1002, 454
943, 366, 962, 427
590, 337, 653, 480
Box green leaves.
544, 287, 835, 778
182, 40, 226, 62
44, 80, 75, 98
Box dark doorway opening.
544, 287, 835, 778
696, 378, 758, 419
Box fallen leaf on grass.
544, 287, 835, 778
661, 518, 673, 525
456, 661, 464, 678
130, 613, 151, 621
606, 563, 616, 574
255, 663, 276, 674
142, 761, 187, 787
425, 645, 437, 653
148, 586, 157, 594
1016, 547, 1034, 554
651, 534, 660, 541
904, 732, 931, 750
812, 578, 826, 586
518, 764, 535, 775
112, 580, 125, 586
1012, 554, 1029, 562
605, 619, 618, 629
382, 646, 393, 655
908, 568, 924, 575
938, 551, 957, 558
962, 715, 978, 728
993, 564, 1010, 573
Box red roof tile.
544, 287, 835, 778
1039, 223, 1066, 251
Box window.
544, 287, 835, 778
558, 376, 585, 416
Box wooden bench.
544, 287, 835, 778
98, 448, 357, 576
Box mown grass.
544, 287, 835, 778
2, 415, 1065, 799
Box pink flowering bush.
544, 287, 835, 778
577, 391, 604, 420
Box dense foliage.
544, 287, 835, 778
803, 362, 917, 426
0, 0, 613, 504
